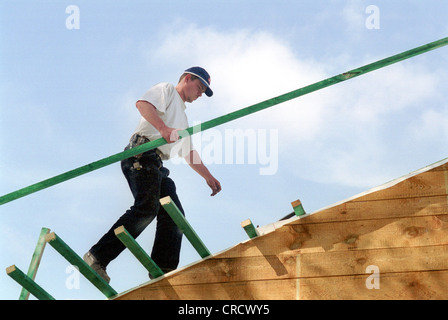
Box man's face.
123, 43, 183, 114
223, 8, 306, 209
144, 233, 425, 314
184, 76, 207, 103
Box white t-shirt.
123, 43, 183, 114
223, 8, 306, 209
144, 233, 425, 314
132, 82, 193, 160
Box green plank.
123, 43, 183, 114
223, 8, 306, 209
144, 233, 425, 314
1, 37, 447, 206
6, 265, 55, 300
292, 200, 306, 217
160, 196, 211, 259
114, 226, 164, 279
0, 138, 166, 206
45, 232, 117, 298
179, 37, 448, 136
19, 227, 50, 300
241, 219, 259, 239
293, 204, 306, 216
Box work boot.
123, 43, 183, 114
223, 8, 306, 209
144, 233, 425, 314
83, 251, 111, 284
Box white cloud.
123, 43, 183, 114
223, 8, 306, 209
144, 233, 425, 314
416, 107, 448, 140
292, 61, 441, 188
152, 24, 329, 140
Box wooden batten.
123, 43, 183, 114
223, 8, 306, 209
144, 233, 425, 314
241, 219, 259, 239
114, 158, 448, 300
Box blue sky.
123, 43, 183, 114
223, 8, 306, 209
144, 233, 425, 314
1, 1, 447, 300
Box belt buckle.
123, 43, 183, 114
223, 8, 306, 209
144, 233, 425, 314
133, 161, 143, 170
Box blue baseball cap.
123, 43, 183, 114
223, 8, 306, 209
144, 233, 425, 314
184, 66, 213, 97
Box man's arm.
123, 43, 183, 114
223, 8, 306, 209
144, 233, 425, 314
136, 100, 179, 143
185, 150, 222, 196
136, 100, 220, 195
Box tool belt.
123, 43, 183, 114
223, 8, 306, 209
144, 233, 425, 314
129, 133, 150, 149
128, 134, 163, 170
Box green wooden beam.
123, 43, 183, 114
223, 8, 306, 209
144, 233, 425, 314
45, 232, 117, 298
114, 226, 164, 279
291, 199, 306, 216
160, 196, 211, 259
19, 227, 50, 300
1, 37, 447, 206
6, 265, 55, 300
240, 219, 259, 239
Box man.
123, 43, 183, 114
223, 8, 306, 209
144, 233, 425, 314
84, 67, 221, 283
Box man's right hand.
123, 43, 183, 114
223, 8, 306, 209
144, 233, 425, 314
160, 127, 180, 143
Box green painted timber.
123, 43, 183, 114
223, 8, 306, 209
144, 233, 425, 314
114, 226, 164, 279
160, 196, 211, 259
45, 232, 117, 298
293, 204, 306, 216
0, 37, 447, 206
19, 227, 50, 300
292, 200, 306, 216
241, 219, 259, 239
6, 265, 55, 300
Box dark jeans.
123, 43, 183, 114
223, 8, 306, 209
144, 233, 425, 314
88, 147, 184, 271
